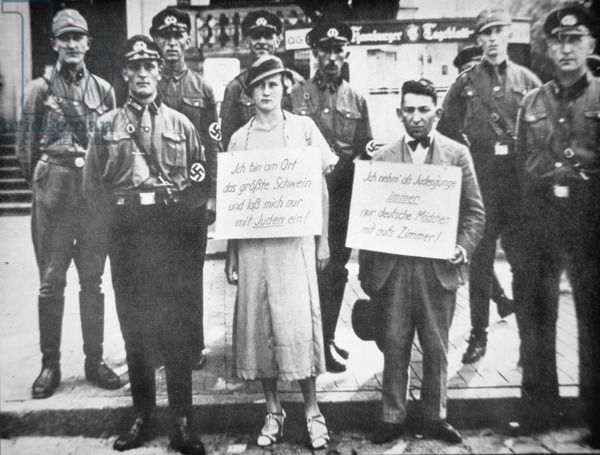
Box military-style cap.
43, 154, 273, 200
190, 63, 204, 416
402, 78, 437, 104
453, 45, 483, 70
241, 10, 282, 37
543, 5, 595, 37
246, 55, 291, 89
52, 9, 88, 37
150, 8, 191, 36
475, 9, 511, 34
121, 35, 162, 64
306, 23, 352, 48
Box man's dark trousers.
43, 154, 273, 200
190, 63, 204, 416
318, 159, 354, 342
468, 161, 520, 332
32, 164, 107, 368
109, 204, 204, 418
514, 179, 600, 430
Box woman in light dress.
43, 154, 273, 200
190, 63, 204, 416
225, 55, 337, 450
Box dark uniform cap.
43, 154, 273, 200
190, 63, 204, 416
475, 8, 511, 34
306, 23, 352, 48
402, 78, 437, 104
453, 45, 483, 70
241, 10, 282, 37
543, 5, 595, 37
150, 8, 191, 35
52, 9, 89, 37
121, 35, 163, 64
246, 55, 292, 88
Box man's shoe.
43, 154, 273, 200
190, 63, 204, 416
113, 416, 151, 451
583, 432, 600, 449
493, 292, 514, 319
85, 359, 121, 390
32, 365, 61, 399
170, 417, 206, 455
371, 422, 405, 444
330, 339, 349, 360
325, 340, 346, 373
461, 330, 487, 364
192, 353, 207, 371
423, 420, 462, 444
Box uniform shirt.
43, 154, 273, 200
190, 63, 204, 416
84, 97, 207, 208
289, 70, 373, 161
17, 63, 115, 181
220, 67, 304, 150
438, 59, 540, 173
515, 71, 600, 195
158, 66, 219, 198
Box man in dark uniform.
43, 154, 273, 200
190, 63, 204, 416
514, 6, 600, 443
452, 45, 515, 316
220, 10, 303, 150
150, 7, 220, 371
438, 9, 541, 364
84, 36, 208, 454
17, 8, 120, 399
289, 23, 373, 373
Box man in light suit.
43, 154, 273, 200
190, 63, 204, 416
360, 79, 485, 444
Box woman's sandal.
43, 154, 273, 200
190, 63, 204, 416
307, 414, 330, 450
257, 409, 286, 447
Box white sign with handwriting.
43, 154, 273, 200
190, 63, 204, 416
214, 147, 322, 239
347, 161, 462, 259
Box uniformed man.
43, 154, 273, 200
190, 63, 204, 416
220, 10, 303, 150
452, 45, 516, 322
17, 8, 120, 399
289, 23, 373, 373
84, 35, 208, 454
438, 9, 541, 364
150, 7, 220, 371
514, 6, 600, 443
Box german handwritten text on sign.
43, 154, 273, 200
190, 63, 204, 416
346, 161, 462, 259
215, 147, 323, 239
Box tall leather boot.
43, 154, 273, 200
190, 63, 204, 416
80, 292, 120, 389
32, 296, 63, 399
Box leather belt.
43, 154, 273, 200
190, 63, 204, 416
113, 189, 181, 207
40, 153, 86, 169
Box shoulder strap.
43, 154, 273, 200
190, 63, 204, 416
467, 67, 513, 139
122, 109, 169, 184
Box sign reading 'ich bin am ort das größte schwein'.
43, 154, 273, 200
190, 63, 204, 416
346, 161, 462, 260
214, 147, 323, 239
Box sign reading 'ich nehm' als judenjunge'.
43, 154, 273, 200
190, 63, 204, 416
347, 161, 462, 260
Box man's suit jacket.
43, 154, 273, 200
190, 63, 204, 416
359, 130, 485, 294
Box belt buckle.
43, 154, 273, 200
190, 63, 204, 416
553, 185, 569, 198
74, 157, 85, 168
139, 192, 156, 205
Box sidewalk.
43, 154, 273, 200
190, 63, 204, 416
0, 215, 581, 438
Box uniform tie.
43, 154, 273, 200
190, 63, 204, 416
132, 107, 153, 187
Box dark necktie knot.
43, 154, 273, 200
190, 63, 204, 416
408, 137, 430, 150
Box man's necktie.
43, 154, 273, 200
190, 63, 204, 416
132, 107, 152, 186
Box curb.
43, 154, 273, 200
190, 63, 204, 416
1, 396, 584, 438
